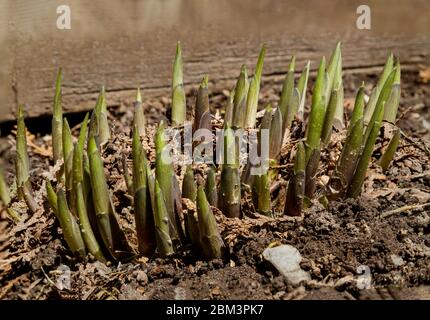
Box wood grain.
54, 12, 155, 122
1, 0, 429, 122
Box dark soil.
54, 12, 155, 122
0, 69, 429, 300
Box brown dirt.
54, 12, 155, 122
0, 69, 429, 300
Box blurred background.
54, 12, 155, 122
0, 0, 429, 123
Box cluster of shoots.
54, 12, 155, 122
0, 41, 402, 263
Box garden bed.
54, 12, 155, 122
0, 68, 429, 300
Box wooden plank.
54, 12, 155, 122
6, 34, 427, 121
1, 0, 429, 122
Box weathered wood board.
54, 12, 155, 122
1, 0, 429, 122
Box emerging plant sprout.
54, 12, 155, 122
57, 189, 86, 259
193, 76, 211, 133
171, 41, 186, 126
284, 142, 306, 216
72, 114, 106, 262
134, 88, 146, 138
379, 128, 401, 171
364, 54, 394, 124
244, 45, 266, 129
16, 106, 38, 214
197, 186, 225, 260
218, 124, 241, 218
279, 56, 296, 133
6, 43, 402, 264
132, 129, 156, 255
89, 88, 111, 147
232, 65, 249, 129
52, 68, 63, 164
0, 166, 20, 221
205, 165, 218, 207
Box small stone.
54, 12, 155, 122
263, 245, 311, 285
160, 97, 170, 106
422, 245, 430, 257
174, 287, 188, 300
390, 254, 405, 267
211, 286, 221, 297
320, 175, 330, 185
134, 270, 148, 284
119, 283, 146, 300
273, 291, 286, 299
250, 281, 259, 289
